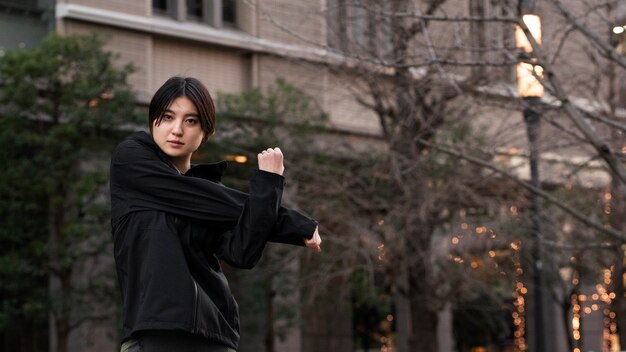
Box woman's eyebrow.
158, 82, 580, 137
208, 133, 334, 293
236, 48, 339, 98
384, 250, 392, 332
163, 108, 198, 117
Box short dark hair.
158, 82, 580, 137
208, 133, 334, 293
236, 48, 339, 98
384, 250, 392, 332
149, 77, 216, 141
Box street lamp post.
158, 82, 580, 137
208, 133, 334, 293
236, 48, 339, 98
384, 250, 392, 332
516, 11, 546, 352
524, 95, 545, 352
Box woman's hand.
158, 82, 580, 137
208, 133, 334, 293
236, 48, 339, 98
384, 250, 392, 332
304, 226, 322, 252
257, 147, 285, 176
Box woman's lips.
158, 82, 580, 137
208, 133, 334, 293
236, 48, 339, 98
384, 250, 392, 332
167, 140, 184, 147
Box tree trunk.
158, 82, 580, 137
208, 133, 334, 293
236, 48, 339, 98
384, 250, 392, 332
265, 283, 276, 352
55, 320, 69, 352
404, 220, 439, 352
49, 185, 72, 352
393, 258, 411, 352
409, 297, 439, 351
612, 252, 626, 351
55, 270, 72, 352
609, 182, 626, 350
561, 293, 574, 352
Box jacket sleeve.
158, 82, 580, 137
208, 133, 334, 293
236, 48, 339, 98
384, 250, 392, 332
110, 139, 243, 222
214, 170, 284, 269
111, 138, 317, 265
269, 207, 317, 246
215, 174, 318, 268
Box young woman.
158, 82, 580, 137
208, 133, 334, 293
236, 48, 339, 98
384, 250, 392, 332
110, 77, 322, 352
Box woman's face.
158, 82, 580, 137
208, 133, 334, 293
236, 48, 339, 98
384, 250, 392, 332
152, 96, 204, 171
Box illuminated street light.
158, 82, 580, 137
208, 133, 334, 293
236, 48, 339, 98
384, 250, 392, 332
516, 14, 544, 98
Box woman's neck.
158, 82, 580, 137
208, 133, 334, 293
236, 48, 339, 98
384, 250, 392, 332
171, 156, 191, 174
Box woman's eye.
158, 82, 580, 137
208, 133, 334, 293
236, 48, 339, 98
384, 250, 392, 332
163, 115, 173, 121
186, 119, 198, 125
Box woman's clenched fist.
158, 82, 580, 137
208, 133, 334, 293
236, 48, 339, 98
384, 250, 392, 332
304, 226, 322, 252
257, 147, 285, 176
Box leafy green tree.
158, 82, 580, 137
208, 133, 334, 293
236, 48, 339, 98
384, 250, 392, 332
0, 32, 140, 352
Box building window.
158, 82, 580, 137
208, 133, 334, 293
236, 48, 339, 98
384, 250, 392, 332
152, 0, 168, 14
186, 0, 203, 21
326, 0, 391, 58
223, 0, 236, 25
0, 0, 42, 11
150, 0, 237, 29
327, 0, 348, 52
468, 0, 515, 83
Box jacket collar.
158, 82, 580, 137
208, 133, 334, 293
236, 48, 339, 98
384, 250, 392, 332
129, 131, 227, 182
185, 162, 228, 182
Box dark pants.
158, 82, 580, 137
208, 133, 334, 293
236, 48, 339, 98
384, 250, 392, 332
121, 330, 236, 352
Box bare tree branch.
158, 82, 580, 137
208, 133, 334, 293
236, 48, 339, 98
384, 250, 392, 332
549, 0, 626, 71
516, 16, 626, 186
418, 138, 626, 242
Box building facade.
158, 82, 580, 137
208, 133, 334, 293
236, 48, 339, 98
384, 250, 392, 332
53, 0, 380, 135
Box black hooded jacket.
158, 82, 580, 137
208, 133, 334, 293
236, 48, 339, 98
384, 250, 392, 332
109, 131, 317, 349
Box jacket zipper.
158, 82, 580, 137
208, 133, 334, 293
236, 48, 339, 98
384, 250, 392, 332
192, 280, 199, 333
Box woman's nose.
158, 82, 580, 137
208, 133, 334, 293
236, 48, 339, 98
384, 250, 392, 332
172, 120, 183, 135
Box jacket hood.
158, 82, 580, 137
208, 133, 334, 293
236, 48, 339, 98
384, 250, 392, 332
128, 131, 227, 182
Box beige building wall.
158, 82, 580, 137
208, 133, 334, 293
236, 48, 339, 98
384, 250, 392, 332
257, 56, 380, 134
321, 74, 381, 134
61, 23, 252, 100
57, 0, 379, 132
61, 20, 152, 96
256, 0, 326, 47
58, 0, 150, 17
236, 0, 258, 36
151, 39, 251, 94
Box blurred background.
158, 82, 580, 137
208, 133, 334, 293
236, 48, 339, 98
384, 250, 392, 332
1, 0, 626, 351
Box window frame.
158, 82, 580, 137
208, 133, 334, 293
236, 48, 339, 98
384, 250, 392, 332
150, 0, 235, 29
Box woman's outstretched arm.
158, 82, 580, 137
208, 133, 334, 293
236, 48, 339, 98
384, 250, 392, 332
110, 134, 320, 267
